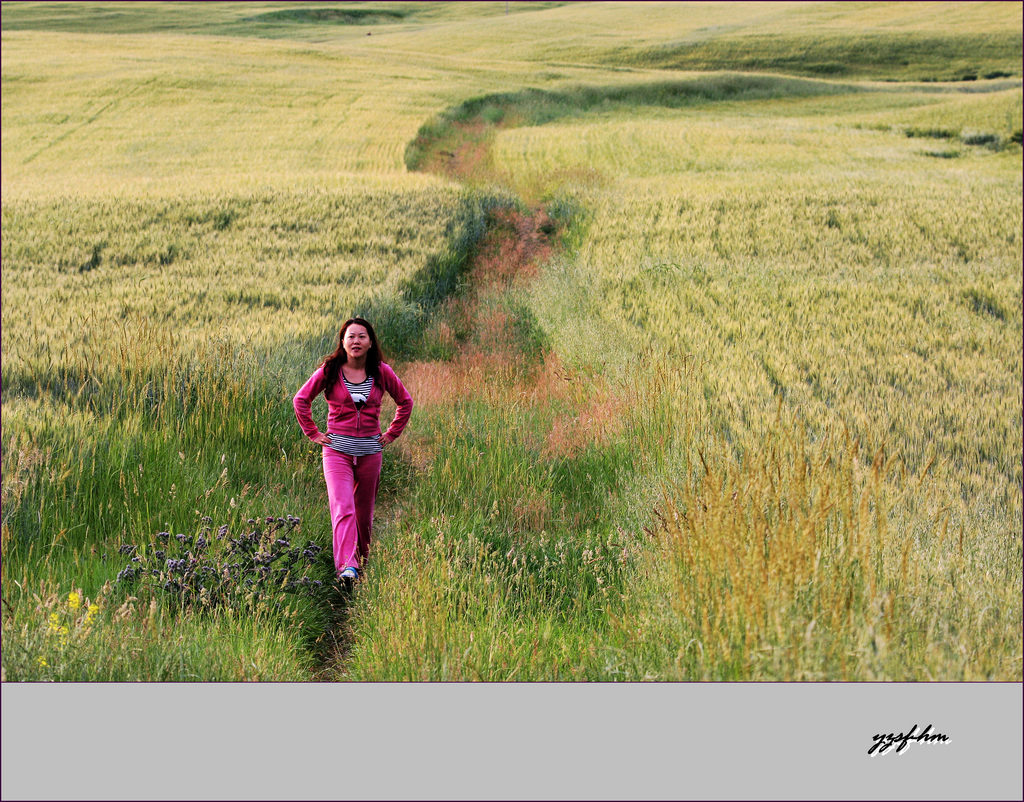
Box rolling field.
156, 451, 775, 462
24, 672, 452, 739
2, 1, 1021, 681
507, 87, 1021, 679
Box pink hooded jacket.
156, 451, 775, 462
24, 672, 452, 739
293, 361, 414, 442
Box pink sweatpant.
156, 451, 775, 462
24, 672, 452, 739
322, 447, 382, 572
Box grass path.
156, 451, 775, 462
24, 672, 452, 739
322, 199, 567, 676
321, 88, 645, 678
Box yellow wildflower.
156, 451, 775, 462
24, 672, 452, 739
58, 625, 70, 648
84, 604, 100, 626
68, 591, 81, 610
37, 656, 47, 668
47, 612, 61, 633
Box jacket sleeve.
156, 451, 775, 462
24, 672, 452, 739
293, 366, 326, 441
379, 363, 414, 440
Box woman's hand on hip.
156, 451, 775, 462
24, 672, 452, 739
313, 433, 331, 446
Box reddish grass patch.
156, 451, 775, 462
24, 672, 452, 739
401, 205, 562, 405
542, 385, 628, 460
419, 120, 494, 182
511, 485, 552, 531
402, 349, 519, 407
393, 435, 436, 474
472, 208, 555, 288
397, 203, 622, 468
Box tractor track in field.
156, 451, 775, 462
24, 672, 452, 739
312, 102, 610, 679
312, 201, 564, 678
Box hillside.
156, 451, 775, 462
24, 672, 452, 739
2, 1, 1021, 686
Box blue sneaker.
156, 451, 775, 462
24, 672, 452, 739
340, 567, 359, 581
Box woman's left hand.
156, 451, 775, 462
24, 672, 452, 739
379, 433, 394, 447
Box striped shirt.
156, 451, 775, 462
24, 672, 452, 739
326, 375, 383, 457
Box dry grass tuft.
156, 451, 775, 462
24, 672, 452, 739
543, 384, 628, 459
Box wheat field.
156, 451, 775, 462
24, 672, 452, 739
2, 1, 1020, 682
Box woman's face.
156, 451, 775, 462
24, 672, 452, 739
343, 323, 371, 361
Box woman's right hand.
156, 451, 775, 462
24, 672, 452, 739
313, 433, 331, 446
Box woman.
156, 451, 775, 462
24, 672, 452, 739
293, 317, 413, 582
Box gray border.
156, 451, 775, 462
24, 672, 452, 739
2, 682, 1021, 801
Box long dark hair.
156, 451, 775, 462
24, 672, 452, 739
322, 317, 383, 394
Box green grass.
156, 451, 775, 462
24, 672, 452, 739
3, 583, 317, 681
335, 354, 683, 681
405, 73, 864, 173
604, 32, 1022, 82
1, 187, 495, 679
